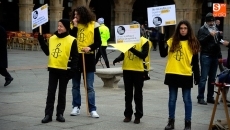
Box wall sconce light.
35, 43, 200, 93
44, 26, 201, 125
39, 0, 45, 4
68, 0, 73, 7
207, 0, 212, 7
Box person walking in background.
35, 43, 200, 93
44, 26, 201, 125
113, 21, 151, 124
149, 27, 159, 51
0, 24, 13, 87
95, 17, 110, 68
38, 19, 78, 123
197, 13, 222, 105
158, 20, 200, 130
69, 6, 101, 118
215, 19, 223, 39
140, 24, 147, 38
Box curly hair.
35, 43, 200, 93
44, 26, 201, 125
170, 20, 200, 54
71, 6, 96, 25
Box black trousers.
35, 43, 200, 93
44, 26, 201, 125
95, 46, 110, 68
123, 70, 144, 118
45, 70, 69, 117
0, 67, 12, 80
150, 40, 158, 50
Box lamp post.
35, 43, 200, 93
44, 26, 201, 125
39, 0, 45, 5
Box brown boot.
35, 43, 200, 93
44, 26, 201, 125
134, 117, 140, 124
123, 117, 131, 122
165, 118, 175, 130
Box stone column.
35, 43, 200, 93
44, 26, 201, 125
18, 0, 34, 33
223, 7, 230, 40
114, 0, 134, 25
49, 0, 64, 33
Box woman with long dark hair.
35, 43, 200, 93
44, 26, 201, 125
159, 20, 200, 130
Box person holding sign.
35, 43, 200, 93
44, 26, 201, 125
113, 21, 151, 124
69, 6, 101, 118
158, 20, 200, 130
38, 19, 78, 123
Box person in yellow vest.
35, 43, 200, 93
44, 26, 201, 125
113, 21, 152, 124
95, 17, 110, 68
38, 19, 78, 123
158, 20, 200, 130
69, 6, 101, 118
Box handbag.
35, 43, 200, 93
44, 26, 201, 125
143, 60, 150, 81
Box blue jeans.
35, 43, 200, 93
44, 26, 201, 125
168, 86, 192, 121
72, 72, 96, 112
197, 54, 218, 100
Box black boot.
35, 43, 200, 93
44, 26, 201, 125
165, 118, 175, 130
41, 115, 52, 123
56, 114, 65, 122
184, 120, 191, 130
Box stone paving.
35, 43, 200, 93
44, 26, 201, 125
0, 46, 229, 130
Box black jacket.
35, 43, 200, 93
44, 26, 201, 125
69, 25, 101, 72
197, 25, 222, 58
0, 25, 8, 68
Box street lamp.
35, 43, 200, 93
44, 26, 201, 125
39, 0, 45, 5
68, 0, 73, 7
207, 0, 212, 7
8, 0, 13, 2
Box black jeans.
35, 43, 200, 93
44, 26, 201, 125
151, 40, 158, 50
0, 68, 12, 80
95, 46, 110, 68
45, 70, 69, 117
123, 70, 144, 118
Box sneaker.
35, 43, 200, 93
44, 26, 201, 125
207, 99, 219, 104
198, 99, 207, 105
90, 111, 99, 118
70, 107, 80, 116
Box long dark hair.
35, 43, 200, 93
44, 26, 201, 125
170, 20, 200, 54
71, 6, 95, 26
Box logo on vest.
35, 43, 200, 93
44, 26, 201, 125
173, 45, 184, 61
78, 28, 86, 42
52, 43, 62, 58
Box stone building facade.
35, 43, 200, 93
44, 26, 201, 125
2, 0, 230, 39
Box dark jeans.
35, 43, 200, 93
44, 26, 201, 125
95, 46, 110, 68
197, 54, 218, 100
168, 86, 192, 121
45, 70, 69, 117
0, 68, 12, 80
123, 70, 144, 118
150, 40, 158, 50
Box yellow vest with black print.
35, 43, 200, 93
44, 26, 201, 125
48, 35, 75, 70
70, 21, 100, 53
122, 36, 152, 71
165, 38, 193, 76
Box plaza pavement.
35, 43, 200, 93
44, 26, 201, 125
0, 46, 229, 130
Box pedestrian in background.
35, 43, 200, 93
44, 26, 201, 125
158, 20, 200, 130
95, 17, 110, 68
0, 24, 13, 87
197, 13, 222, 105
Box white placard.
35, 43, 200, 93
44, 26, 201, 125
147, 4, 176, 27
32, 4, 48, 30
114, 24, 140, 44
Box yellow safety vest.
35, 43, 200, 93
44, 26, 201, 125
48, 35, 75, 70
99, 24, 110, 46
122, 36, 152, 71
165, 38, 193, 76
